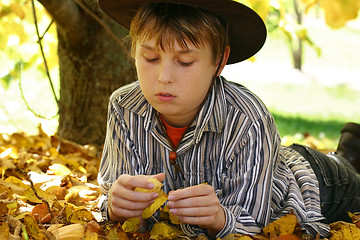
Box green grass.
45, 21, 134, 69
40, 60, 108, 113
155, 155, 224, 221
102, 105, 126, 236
272, 113, 345, 139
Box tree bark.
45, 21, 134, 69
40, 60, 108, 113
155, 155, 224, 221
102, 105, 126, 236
37, 0, 136, 146
292, 0, 303, 71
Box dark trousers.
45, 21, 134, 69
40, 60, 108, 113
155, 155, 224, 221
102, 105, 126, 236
290, 144, 360, 223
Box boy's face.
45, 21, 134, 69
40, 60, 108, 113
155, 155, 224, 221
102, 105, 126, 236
135, 37, 218, 127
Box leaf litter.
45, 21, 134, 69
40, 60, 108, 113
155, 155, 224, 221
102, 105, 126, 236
0, 125, 359, 239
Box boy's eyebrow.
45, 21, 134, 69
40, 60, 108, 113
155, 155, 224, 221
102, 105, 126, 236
140, 44, 199, 54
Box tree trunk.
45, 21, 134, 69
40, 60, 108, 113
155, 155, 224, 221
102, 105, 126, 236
292, 0, 303, 71
292, 37, 303, 70
38, 0, 136, 146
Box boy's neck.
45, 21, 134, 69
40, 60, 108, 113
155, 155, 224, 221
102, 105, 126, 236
159, 115, 187, 148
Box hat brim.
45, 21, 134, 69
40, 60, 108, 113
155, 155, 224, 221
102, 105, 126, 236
98, 0, 267, 64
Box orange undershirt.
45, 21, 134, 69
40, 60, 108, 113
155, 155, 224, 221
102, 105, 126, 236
160, 115, 187, 148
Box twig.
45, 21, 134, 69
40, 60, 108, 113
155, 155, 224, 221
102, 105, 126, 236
72, 0, 132, 62
31, 0, 59, 106
27, 177, 55, 220
40, 19, 54, 40
18, 61, 58, 120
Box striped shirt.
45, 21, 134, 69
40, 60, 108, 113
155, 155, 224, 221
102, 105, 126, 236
97, 77, 330, 238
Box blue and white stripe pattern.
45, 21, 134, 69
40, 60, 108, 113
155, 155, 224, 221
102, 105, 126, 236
97, 76, 330, 238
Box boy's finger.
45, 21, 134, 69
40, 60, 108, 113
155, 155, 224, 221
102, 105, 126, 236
169, 184, 212, 200
113, 196, 154, 211
118, 174, 156, 189
113, 186, 159, 202
110, 205, 143, 219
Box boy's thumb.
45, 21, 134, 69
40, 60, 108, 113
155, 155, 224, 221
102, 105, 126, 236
152, 172, 165, 182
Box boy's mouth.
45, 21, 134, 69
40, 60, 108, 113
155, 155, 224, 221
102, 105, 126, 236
157, 92, 173, 97
156, 92, 175, 101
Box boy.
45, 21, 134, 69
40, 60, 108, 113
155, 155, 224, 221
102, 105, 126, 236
97, 0, 360, 238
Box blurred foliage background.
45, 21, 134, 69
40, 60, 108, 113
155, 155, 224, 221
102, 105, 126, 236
0, 0, 359, 150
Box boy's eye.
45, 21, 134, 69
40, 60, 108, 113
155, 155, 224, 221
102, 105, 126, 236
145, 57, 159, 62
179, 61, 193, 67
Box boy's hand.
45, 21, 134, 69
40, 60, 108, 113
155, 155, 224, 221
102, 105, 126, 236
167, 184, 225, 237
108, 173, 165, 223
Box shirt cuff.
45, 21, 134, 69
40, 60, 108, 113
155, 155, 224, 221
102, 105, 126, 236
215, 205, 236, 238
98, 194, 110, 221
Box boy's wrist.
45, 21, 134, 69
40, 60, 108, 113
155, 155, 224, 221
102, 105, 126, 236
205, 205, 226, 238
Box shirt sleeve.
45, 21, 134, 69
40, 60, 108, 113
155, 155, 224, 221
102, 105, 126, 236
215, 114, 280, 238
97, 100, 145, 220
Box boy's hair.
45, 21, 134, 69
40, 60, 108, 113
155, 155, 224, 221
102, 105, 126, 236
128, 3, 229, 65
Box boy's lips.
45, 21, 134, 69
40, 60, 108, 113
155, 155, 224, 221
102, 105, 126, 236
156, 92, 175, 102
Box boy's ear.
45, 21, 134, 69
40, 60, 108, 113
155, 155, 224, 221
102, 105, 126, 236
216, 46, 231, 76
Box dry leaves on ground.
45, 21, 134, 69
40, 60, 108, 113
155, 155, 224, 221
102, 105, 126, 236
0, 126, 359, 239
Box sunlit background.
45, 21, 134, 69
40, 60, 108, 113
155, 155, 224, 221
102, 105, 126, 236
1, 0, 359, 150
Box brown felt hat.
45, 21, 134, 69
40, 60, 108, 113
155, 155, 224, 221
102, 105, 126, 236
98, 0, 267, 64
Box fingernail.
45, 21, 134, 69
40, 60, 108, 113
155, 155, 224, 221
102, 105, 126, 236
148, 183, 154, 189
170, 208, 177, 214
167, 201, 174, 207
168, 194, 174, 200
153, 193, 159, 199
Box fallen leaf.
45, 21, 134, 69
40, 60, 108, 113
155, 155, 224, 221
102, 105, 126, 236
149, 222, 183, 240
135, 178, 168, 219
0, 222, 10, 239
329, 221, 360, 239
31, 202, 53, 223
162, 205, 181, 225
262, 213, 299, 238
48, 163, 72, 176
105, 224, 129, 240
122, 218, 140, 233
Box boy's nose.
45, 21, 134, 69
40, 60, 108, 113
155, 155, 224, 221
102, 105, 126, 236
158, 61, 173, 84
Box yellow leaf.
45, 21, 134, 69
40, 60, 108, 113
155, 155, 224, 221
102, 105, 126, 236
149, 222, 183, 240
0, 222, 10, 239
106, 225, 129, 239
10, 3, 25, 19
135, 178, 168, 219
0, 184, 12, 198
262, 213, 298, 238
21, 185, 56, 204
0, 179, 25, 196
222, 234, 253, 240
48, 223, 85, 240
24, 213, 41, 239
135, 178, 163, 193
122, 218, 140, 233
143, 189, 168, 219
48, 147, 59, 157
74, 209, 95, 223
162, 205, 182, 225
84, 228, 99, 240
330, 221, 360, 240
63, 203, 94, 224
247, 0, 270, 20
48, 163, 72, 175
5, 176, 28, 188
319, 0, 360, 29
0, 202, 8, 216
6, 201, 18, 215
